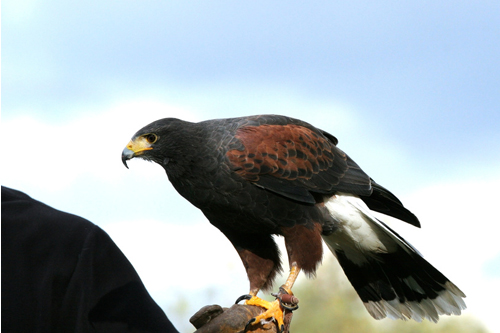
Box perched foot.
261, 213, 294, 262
235, 287, 299, 333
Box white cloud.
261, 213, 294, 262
102, 219, 249, 332
1, 98, 201, 191
103, 219, 247, 294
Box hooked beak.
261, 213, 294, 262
121, 147, 134, 169
121, 137, 153, 169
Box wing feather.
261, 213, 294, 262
226, 119, 372, 202
224, 115, 419, 227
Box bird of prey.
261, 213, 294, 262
122, 114, 465, 331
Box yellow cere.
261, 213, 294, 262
126, 137, 153, 155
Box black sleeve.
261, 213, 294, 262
1, 186, 179, 333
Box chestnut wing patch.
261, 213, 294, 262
227, 124, 371, 204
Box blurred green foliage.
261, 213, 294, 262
289, 258, 489, 333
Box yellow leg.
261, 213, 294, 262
282, 262, 300, 292
241, 263, 301, 332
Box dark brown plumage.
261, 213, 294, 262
122, 114, 465, 329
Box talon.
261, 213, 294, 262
235, 294, 253, 304
280, 324, 285, 333
241, 295, 285, 331
244, 318, 256, 332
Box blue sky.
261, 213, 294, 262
4, 1, 500, 182
2, 1, 500, 331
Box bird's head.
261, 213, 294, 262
121, 118, 190, 171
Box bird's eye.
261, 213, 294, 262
145, 134, 157, 144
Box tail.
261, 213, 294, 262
322, 193, 466, 323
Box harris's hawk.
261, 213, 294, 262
122, 114, 465, 331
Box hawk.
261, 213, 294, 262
122, 115, 465, 331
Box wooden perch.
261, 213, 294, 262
190, 303, 295, 333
